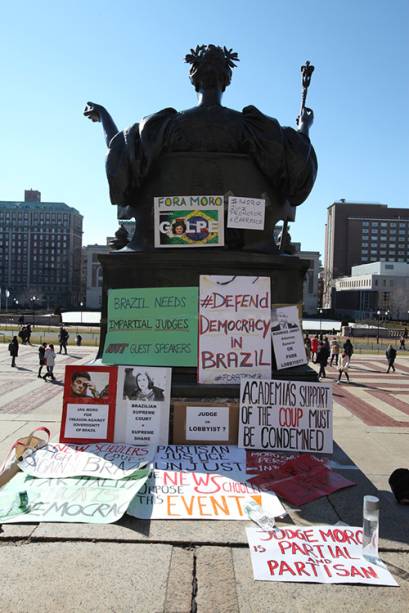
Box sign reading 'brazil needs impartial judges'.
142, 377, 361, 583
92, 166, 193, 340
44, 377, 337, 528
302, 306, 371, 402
102, 287, 198, 366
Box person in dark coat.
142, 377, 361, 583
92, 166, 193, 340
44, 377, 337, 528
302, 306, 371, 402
8, 336, 19, 367
316, 341, 330, 379
38, 342, 47, 378
343, 338, 354, 360
386, 344, 397, 373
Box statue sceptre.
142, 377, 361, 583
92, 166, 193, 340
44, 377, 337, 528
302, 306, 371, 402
296, 60, 315, 131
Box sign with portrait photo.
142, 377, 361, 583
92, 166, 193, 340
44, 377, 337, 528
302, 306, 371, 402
60, 365, 118, 444
114, 366, 172, 446
154, 195, 224, 247
271, 305, 307, 370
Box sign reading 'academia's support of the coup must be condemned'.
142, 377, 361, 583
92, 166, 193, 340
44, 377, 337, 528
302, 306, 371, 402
198, 275, 272, 384
238, 379, 333, 454
102, 287, 198, 366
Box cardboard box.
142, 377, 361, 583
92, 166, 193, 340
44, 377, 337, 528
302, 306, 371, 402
172, 401, 239, 445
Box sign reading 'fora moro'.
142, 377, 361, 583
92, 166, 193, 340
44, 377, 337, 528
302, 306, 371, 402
154, 195, 224, 247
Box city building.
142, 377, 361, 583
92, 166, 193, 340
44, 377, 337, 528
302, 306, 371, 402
298, 251, 321, 315
323, 200, 409, 307
82, 243, 110, 309
0, 190, 82, 310
333, 261, 409, 320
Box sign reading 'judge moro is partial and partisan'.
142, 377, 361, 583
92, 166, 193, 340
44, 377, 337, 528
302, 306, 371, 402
238, 379, 333, 454
102, 287, 198, 366
198, 275, 271, 384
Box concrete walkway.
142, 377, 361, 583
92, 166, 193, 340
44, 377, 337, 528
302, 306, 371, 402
0, 344, 408, 612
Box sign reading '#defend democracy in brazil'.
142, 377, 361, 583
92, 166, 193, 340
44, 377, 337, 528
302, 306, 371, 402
198, 276, 271, 384
154, 195, 224, 247
238, 379, 333, 454
102, 287, 198, 366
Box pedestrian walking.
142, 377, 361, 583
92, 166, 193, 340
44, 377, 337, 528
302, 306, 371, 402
26, 324, 32, 345
38, 342, 47, 378
316, 341, 330, 379
336, 352, 350, 384
399, 335, 406, 351
311, 335, 319, 362
330, 337, 340, 366
8, 336, 19, 368
58, 326, 69, 355
343, 338, 354, 361
304, 334, 311, 360
386, 344, 397, 373
43, 344, 56, 381
76, 334, 82, 346
18, 326, 28, 345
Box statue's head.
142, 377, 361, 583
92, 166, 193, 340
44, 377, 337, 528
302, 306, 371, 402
185, 45, 239, 92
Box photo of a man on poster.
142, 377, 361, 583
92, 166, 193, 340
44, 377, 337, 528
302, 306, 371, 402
271, 309, 299, 332
69, 371, 110, 399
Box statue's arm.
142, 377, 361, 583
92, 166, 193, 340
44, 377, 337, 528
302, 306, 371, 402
296, 106, 314, 138
84, 102, 119, 147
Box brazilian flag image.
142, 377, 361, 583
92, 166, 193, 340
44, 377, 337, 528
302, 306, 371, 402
159, 209, 222, 246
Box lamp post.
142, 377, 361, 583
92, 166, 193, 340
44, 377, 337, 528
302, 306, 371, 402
80, 301, 84, 325
31, 296, 37, 327
318, 308, 323, 335
376, 310, 381, 344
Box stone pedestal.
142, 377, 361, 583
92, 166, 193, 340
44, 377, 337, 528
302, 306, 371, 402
98, 250, 318, 396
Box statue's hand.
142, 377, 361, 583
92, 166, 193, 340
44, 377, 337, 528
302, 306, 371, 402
297, 107, 314, 132
83, 101, 106, 123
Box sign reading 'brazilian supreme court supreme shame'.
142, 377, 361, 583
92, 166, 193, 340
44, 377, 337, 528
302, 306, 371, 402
102, 287, 198, 366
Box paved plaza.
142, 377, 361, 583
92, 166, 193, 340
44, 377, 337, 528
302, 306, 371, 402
0, 342, 408, 612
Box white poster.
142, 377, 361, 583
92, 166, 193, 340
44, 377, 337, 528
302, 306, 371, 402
227, 196, 265, 230
64, 403, 109, 439
185, 406, 229, 441
18, 442, 155, 479
271, 306, 307, 370
114, 366, 171, 446
0, 469, 151, 524
246, 526, 398, 586
198, 275, 272, 384
238, 379, 333, 454
127, 469, 286, 520
154, 445, 246, 476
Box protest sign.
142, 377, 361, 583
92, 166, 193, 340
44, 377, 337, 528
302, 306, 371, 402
114, 366, 171, 446
154, 445, 246, 475
246, 525, 398, 586
102, 287, 198, 366
227, 196, 265, 230
127, 469, 286, 520
172, 402, 239, 445
60, 365, 117, 443
246, 450, 327, 474
1, 468, 151, 524
248, 455, 355, 506
154, 195, 224, 247
198, 275, 271, 384
18, 443, 155, 479
271, 306, 307, 370
238, 379, 333, 454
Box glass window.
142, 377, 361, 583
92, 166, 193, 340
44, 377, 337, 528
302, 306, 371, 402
381, 222, 388, 227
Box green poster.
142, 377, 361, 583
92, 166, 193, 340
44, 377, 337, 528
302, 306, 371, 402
102, 287, 198, 366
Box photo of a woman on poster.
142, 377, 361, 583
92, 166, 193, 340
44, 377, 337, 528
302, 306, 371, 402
123, 369, 165, 401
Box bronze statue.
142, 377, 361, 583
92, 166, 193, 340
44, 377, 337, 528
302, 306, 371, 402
85, 45, 317, 252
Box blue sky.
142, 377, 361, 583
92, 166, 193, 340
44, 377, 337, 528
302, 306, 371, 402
1, 0, 408, 256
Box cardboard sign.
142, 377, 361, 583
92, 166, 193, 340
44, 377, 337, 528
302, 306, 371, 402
198, 275, 272, 384
114, 366, 171, 446
271, 306, 307, 370
227, 196, 265, 230
172, 402, 239, 445
248, 455, 355, 506
60, 365, 117, 443
127, 469, 286, 520
102, 287, 198, 366
18, 443, 155, 479
1, 469, 151, 524
246, 526, 398, 586
154, 445, 246, 475
238, 379, 333, 454
154, 195, 224, 247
